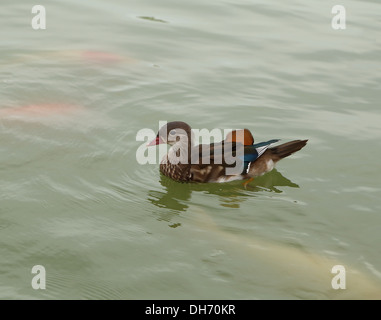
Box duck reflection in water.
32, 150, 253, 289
148, 168, 300, 215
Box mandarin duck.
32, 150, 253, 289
148, 121, 307, 186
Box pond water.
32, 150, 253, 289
1, 0, 381, 299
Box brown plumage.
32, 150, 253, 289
148, 121, 308, 184
269, 140, 308, 162
243, 140, 308, 179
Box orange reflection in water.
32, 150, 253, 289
0, 103, 83, 119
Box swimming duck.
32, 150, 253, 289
148, 121, 307, 186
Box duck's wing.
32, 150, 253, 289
190, 142, 245, 181
192, 141, 244, 165
189, 139, 280, 181
240, 139, 280, 173
253, 139, 280, 149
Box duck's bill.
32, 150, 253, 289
147, 136, 164, 146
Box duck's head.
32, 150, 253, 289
148, 121, 193, 147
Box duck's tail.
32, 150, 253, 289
269, 140, 308, 162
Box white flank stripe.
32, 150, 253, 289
255, 145, 269, 158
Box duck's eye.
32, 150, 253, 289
169, 129, 176, 136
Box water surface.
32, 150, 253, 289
1, 0, 381, 299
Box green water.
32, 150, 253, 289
1, 0, 381, 299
